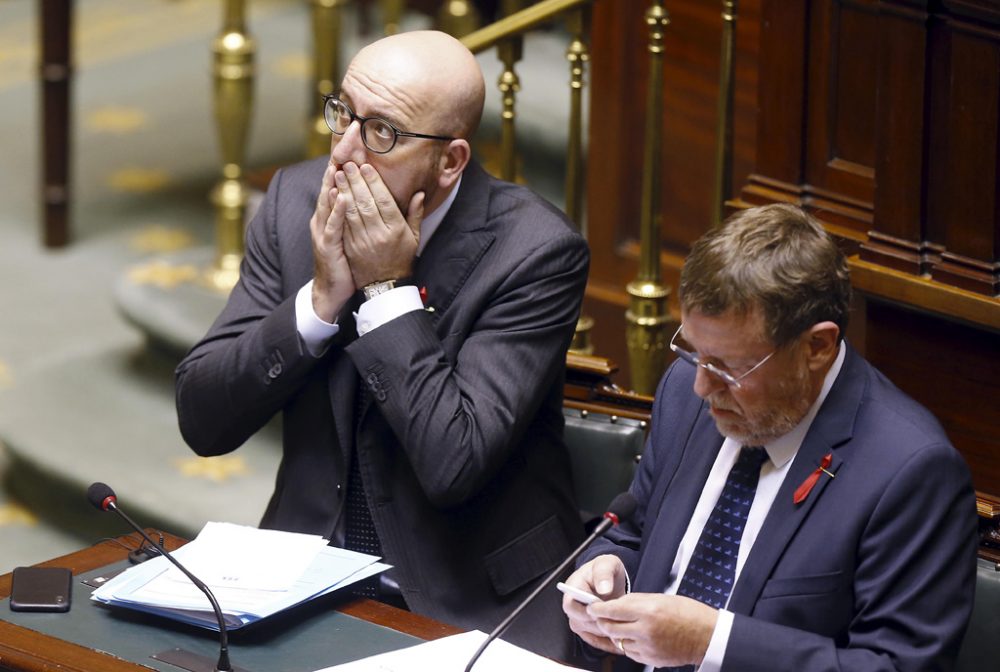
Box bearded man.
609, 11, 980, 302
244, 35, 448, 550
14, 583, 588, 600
562, 204, 977, 672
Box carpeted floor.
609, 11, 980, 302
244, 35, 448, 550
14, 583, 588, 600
0, 0, 326, 573
0, 0, 575, 574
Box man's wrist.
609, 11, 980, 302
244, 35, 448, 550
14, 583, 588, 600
362, 280, 396, 301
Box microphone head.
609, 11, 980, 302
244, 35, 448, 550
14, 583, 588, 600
604, 492, 637, 525
87, 482, 117, 511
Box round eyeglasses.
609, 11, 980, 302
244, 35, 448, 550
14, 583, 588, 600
669, 324, 775, 389
323, 96, 455, 155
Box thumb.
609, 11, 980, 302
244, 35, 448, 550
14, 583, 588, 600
406, 191, 425, 242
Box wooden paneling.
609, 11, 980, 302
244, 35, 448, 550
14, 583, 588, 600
805, 0, 878, 210
868, 0, 933, 274
863, 301, 1000, 492
584, 0, 999, 497
927, 9, 1000, 294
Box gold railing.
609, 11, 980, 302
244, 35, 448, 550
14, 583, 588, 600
206, 0, 255, 292
713, 0, 737, 226
624, 0, 671, 395
462, 0, 597, 353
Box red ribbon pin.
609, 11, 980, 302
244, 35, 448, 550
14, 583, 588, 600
419, 286, 428, 305
793, 453, 834, 505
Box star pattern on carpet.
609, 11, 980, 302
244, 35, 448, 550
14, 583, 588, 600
0, 502, 37, 527
174, 455, 249, 483
130, 226, 196, 254
127, 260, 199, 288
0, 359, 13, 390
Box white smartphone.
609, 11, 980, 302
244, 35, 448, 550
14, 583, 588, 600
556, 581, 600, 605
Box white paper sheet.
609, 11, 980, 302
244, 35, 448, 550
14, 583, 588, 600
314, 630, 587, 672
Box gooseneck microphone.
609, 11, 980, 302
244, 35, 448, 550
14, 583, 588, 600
87, 482, 234, 672
464, 492, 638, 672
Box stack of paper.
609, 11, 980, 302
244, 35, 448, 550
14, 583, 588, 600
91, 522, 389, 630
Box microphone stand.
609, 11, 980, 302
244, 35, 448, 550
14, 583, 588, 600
104, 502, 234, 672
464, 513, 622, 672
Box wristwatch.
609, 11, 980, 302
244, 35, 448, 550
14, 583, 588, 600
362, 280, 396, 301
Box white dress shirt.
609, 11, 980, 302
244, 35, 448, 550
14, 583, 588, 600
643, 341, 846, 672
295, 175, 462, 354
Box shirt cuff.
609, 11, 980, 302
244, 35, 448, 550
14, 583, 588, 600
356, 285, 423, 336
295, 280, 340, 357
696, 608, 733, 672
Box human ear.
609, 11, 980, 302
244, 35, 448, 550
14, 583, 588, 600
437, 139, 471, 190
804, 321, 840, 371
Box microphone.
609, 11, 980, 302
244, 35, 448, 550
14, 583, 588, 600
464, 492, 638, 672
87, 482, 235, 672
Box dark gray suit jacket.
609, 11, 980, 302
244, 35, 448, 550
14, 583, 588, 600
176, 157, 589, 657
580, 346, 977, 671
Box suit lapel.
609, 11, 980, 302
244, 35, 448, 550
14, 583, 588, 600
635, 410, 724, 593
728, 346, 866, 615
413, 160, 495, 317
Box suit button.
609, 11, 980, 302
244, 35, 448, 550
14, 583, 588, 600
267, 363, 282, 379
336, 484, 343, 497
375, 390, 387, 402
366, 373, 378, 385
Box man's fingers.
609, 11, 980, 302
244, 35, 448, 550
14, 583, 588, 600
588, 594, 642, 623
405, 190, 424, 242
360, 163, 405, 227
343, 162, 383, 225
576, 630, 621, 655
334, 170, 364, 229
592, 555, 626, 598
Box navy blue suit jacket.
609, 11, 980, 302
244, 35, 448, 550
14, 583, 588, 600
582, 345, 977, 671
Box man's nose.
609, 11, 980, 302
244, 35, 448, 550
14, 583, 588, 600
331, 120, 367, 164
693, 365, 727, 399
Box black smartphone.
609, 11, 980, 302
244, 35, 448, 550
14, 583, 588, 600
9, 566, 73, 612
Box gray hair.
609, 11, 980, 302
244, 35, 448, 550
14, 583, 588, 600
679, 204, 852, 347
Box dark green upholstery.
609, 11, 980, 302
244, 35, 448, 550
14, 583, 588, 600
563, 408, 645, 528
956, 557, 1000, 672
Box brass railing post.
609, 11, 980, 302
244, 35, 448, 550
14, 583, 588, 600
308, 0, 347, 158
207, 0, 255, 292
712, 0, 737, 225
566, 4, 594, 354
381, 0, 404, 35
439, 0, 481, 37
625, 0, 671, 395
497, 37, 523, 183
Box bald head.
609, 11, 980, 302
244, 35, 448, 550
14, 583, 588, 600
346, 31, 485, 139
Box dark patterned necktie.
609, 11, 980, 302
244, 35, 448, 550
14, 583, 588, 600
344, 381, 382, 598
675, 446, 768, 609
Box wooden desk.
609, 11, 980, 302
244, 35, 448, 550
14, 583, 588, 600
0, 531, 460, 672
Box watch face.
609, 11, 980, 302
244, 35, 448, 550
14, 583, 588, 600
364, 281, 395, 300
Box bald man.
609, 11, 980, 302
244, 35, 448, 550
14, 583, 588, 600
176, 31, 588, 657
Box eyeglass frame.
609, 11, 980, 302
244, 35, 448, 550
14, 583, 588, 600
669, 323, 776, 389
322, 95, 456, 155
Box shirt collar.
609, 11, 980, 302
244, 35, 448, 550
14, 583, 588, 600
416, 174, 462, 256
762, 339, 847, 469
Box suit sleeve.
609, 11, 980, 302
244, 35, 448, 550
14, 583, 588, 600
723, 441, 977, 672
345, 228, 588, 509
174, 167, 325, 456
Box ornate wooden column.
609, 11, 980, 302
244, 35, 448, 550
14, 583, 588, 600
40, 0, 72, 248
